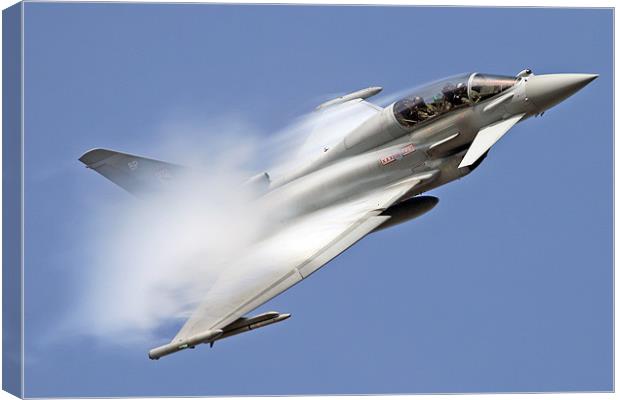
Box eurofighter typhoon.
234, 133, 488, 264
79, 70, 596, 359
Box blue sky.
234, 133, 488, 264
22, 3, 612, 397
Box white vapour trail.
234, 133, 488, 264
266, 100, 379, 178
72, 116, 270, 344
78, 177, 263, 341
72, 103, 379, 344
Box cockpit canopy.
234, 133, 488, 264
393, 73, 518, 128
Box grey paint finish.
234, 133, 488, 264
79, 71, 597, 359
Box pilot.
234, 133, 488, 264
412, 96, 430, 120
440, 83, 457, 110
396, 98, 419, 126
453, 82, 469, 105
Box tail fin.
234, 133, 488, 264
79, 148, 185, 197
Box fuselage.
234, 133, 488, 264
263, 71, 597, 222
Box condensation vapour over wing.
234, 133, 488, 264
266, 100, 379, 178
68, 115, 266, 344
70, 102, 378, 344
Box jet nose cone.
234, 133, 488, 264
525, 73, 597, 111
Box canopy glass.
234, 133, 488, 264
393, 73, 518, 128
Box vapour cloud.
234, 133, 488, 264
70, 104, 377, 345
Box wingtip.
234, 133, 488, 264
78, 148, 115, 166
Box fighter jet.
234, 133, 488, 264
79, 70, 597, 359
